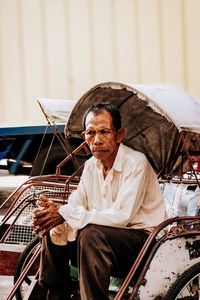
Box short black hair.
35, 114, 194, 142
82, 102, 121, 132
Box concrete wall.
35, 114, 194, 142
0, 0, 200, 125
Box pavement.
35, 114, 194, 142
0, 276, 13, 300
0, 170, 29, 300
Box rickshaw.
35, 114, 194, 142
1, 82, 200, 300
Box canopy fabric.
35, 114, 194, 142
37, 98, 76, 123
65, 82, 200, 178
131, 83, 200, 134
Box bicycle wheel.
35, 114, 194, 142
14, 236, 41, 300
163, 262, 200, 300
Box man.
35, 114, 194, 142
33, 102, 166, 300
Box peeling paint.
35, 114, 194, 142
186, 240, 200, 260
136, 236, 200, 299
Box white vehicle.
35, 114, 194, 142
0, 99, 77, 176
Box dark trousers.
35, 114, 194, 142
39, 224, 149, 300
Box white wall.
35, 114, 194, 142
0, 0, 200, 125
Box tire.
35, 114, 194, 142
31, 144, 75, 176
163, 262, 200, 300
14, 236, 41, 300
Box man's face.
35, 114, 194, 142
84, 110, 124, 162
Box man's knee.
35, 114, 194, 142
77, 224, 103, 249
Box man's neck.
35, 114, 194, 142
100, 152, 118, 179
97, 144, 120, 178
102, 167, 110, 179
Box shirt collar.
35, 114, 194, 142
112, 143, 124, 172
96, 143, 124, 172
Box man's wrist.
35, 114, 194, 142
58, 203, 74, 222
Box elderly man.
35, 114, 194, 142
33, 102, 166, 300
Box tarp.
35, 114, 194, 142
65, 82, 200, 178
131, 83, 200, 133
37, 98, 76, 123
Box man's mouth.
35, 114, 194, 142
93, 149, 108, 153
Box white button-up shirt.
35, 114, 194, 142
52, 144, 165, 244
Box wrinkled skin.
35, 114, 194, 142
32, 195, 64, 237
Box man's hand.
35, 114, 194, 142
32, 194, 64, 237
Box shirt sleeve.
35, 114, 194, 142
59, 158, 151, 229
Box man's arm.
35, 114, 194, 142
59, 159, 151, 229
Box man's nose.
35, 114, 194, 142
93, 132, 102, 144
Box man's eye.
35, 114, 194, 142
86, 130, 95, 136
100, 130, 110, 135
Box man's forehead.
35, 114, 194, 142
85, 110, 112, 126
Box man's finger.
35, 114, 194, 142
33, 209, 46, 220
36, 199, 49, 208
39, 194, 49, 201
35, 194, 52, 208
32, 219, 61, 237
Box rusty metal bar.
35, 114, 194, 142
6, 243, 41, 300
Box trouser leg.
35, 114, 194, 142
39, 233, 74, 300
77, 224, 148, 300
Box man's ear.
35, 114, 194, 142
117, 128, 125, 143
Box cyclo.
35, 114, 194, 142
1, 82, 200, 300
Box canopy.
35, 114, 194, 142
37, 98, 76, 123
65, 82, 200, 178
132, 84, 200, 133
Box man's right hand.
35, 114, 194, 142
32, 195, 64, 237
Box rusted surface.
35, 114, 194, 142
136, 235, 200, 299
166, 219, 200, 239
186, 240, 200, 260
0, 251, 20, 275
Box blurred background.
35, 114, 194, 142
0, 0, 200, 126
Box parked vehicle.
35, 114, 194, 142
1, 82, 200, 300
0, 99, 77, 175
